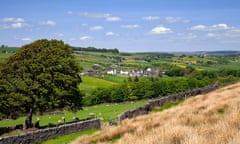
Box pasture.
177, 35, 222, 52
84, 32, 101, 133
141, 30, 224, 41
0, 54, 13, 62
80, 76, 118, 94
0, 100, 147, 128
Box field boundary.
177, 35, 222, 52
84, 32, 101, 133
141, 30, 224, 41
118, 83, 219, 121
0, 119, 100, 144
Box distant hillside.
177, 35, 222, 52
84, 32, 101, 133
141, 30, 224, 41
205, 50, 240, 55
173, 50, 240, 56
72, 82, 240, 144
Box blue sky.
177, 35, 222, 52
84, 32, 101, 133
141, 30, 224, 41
0, 0, 240, 52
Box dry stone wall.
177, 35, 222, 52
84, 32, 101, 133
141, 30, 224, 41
119, 83, 219, 121
0, 119, 100, 144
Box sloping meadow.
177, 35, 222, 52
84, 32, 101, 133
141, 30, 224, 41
71, 82, 240, 144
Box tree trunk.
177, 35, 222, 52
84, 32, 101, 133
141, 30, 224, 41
25, 108, 33, 129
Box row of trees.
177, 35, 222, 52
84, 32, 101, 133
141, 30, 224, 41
83, 69, 240, 106
82, 77, 211, 106
72, 46, 119, 53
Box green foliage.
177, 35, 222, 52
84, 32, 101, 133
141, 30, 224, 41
165, 66, 195, 77
165, 67, 185, 76
0, 39, 82, 126
87, 77, 211, 105
72, 46, 119, 53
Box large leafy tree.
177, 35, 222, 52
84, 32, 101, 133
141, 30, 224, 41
0, 39, 82, 128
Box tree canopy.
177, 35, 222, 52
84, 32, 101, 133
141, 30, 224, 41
0, 39, 82, 128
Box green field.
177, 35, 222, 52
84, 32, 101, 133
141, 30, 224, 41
0, 54, 13, 62
42, 129, 98, 144
0, 100, 146, 128
80, 76, 118, 94
101, 75, 128, 83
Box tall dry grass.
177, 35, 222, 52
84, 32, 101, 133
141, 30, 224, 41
71, 82, 240, 144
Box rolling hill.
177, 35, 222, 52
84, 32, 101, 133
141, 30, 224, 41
71, 82, 240, 144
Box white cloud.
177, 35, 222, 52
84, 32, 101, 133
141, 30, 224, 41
67, 11, 73, 15
190, 25, 207, 31
77, 12, 121, 22
207, 33, 216, 37
90, 26, 104, 31
212, 24, 230, 30
175, 33, 198, 40
2, 17, 25, 23
15, 18, 25, 23
12, 22, 24, 28
151, 26, 172, 34
80, 36, 92, 41
165, 17, 190, 23
183, 19, 191, 23
106, 32, 114, 36
166, 17, 180, 23
190, 23, 232, 31
79, 12, 110, 18
105, 31, 118, 36
57, 33, 64, 37
0, 17, 27, 29
21, 37, 31, 41
225, 29, 240, 38
81, 23, 88, 27
143, 16, 160, 21
0, 24, 10, 29
106, 16, 121, 22
2, 17, 14, 22
42, 20, 56, 26
121, 24, 140, 29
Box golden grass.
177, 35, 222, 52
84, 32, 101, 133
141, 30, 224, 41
71, 82, 240, 144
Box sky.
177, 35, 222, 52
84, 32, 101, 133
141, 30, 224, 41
0, 0, 240, 52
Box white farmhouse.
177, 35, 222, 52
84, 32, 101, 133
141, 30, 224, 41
120, 70, 129, 75
107, 69, 117, 75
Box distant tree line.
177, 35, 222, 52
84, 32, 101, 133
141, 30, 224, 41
72, 46, 119, 53
82, 68, 240, 106
1, 45, 8, 48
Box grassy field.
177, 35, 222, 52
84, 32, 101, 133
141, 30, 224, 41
72, 82, 240, 144
42, 129, 98, 144
101, 75, 128, 83
0, 54, 13, 62
0, 100, 146, 128
80, 76, 118, 94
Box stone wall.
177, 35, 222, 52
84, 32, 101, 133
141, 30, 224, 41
119, 83, 219, 121
0, 119, 101, 144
